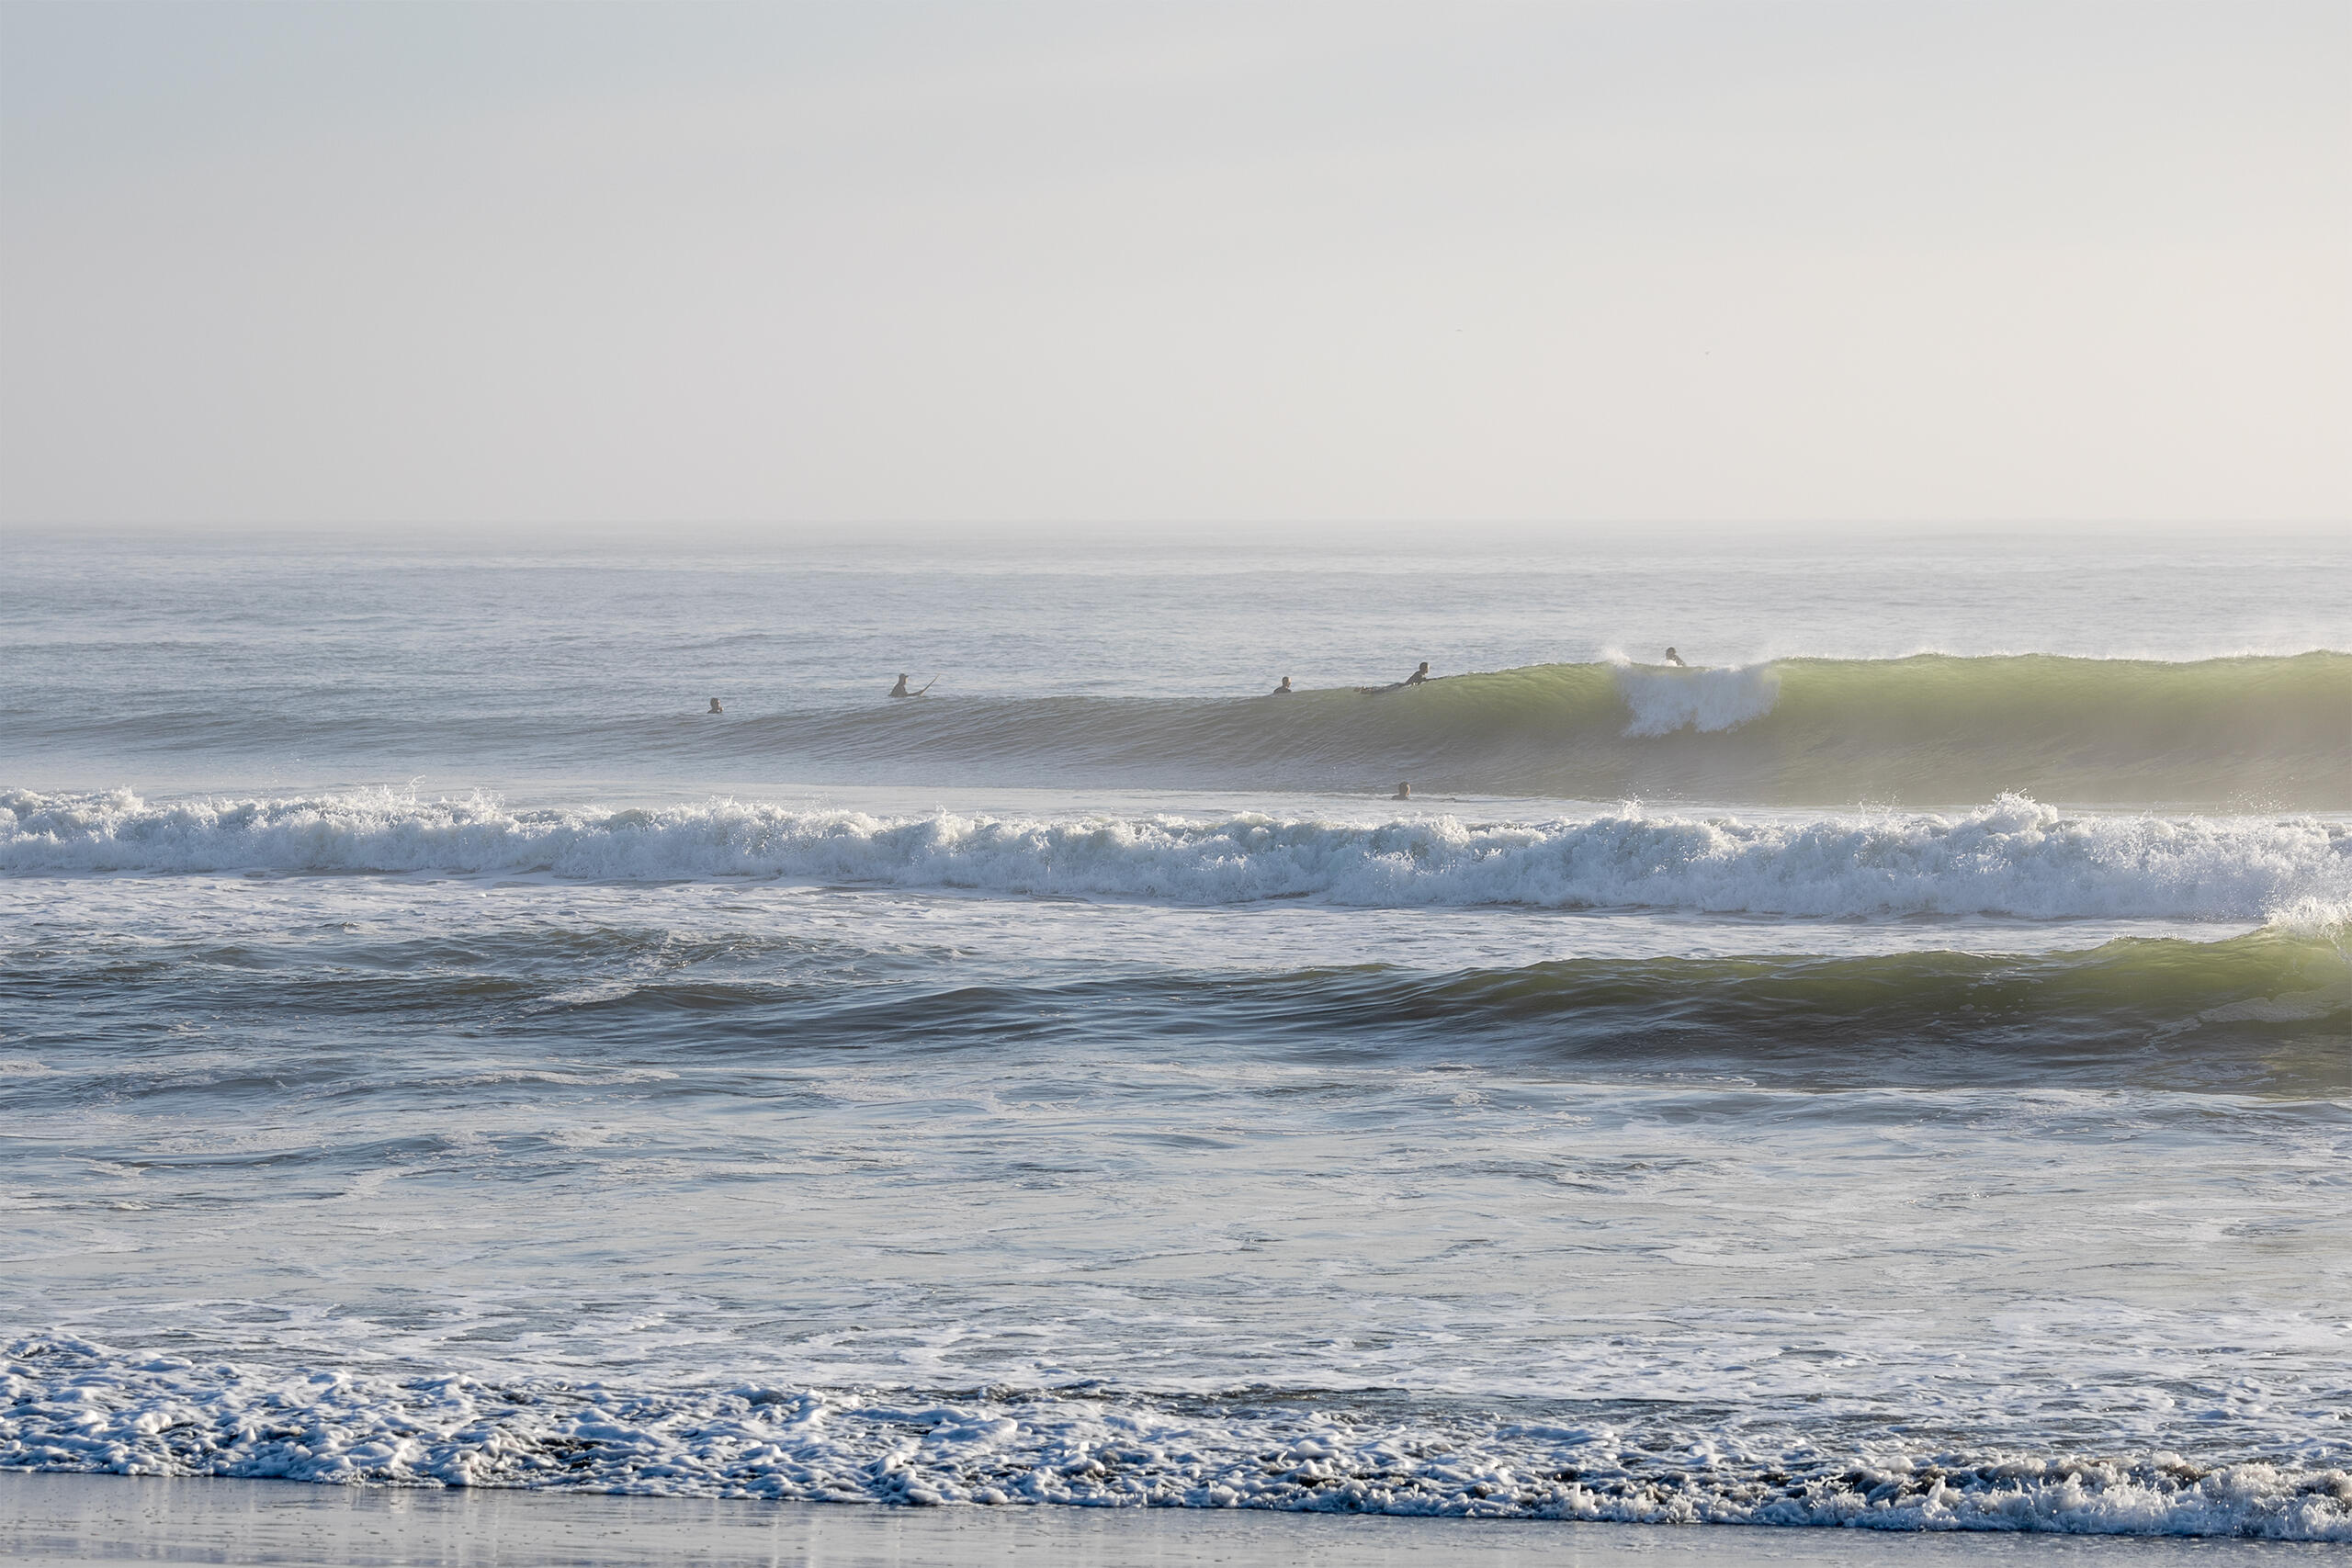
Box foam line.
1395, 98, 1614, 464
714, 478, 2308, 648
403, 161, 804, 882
4, 1337, 2345, 1537
5, 789, 2346, 922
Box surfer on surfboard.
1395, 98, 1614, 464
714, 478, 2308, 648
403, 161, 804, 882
1663, 648, 1688, 668
1357, 661, 1431, 694
888, 674, 937, 698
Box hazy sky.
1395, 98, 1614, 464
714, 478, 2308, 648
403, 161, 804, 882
3, 1, 2345, 527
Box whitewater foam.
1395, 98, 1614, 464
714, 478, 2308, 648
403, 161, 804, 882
4, 1337, 2344, 1538
1610, 660, 1781, 736
5, 788, 2344, 923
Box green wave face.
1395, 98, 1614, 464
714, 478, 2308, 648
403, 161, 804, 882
1238, 651, 2352, 807
1347, 926, 2352, 1096
1753, 653, 2352, 808
751, 651, 2350, 806
535, 926, 2346, 1097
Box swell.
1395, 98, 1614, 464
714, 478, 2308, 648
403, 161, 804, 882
505, 931, 2352, 1093
8, 928, 2344, 1094
6, 788, 2346, 924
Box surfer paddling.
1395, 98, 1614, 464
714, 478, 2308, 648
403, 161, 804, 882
1663, 648, 1687, 668
888, 674, 937, 698
1357, 661, 1432, 694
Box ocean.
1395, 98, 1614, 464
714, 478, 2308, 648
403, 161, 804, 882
2, 526, 2347, 1541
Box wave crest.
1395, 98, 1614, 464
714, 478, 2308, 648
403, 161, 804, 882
6, 788, 2345, 923
6, 1337, 2346, 1537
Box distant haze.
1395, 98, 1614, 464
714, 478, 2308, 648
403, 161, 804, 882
2, 0, 2345, 528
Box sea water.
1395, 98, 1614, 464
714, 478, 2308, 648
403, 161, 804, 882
2, 527, 2347, 1538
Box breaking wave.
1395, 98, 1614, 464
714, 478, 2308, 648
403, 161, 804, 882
5, 1337, 2346, 1538
675, 650, 2349, 807
6, 787, 2346, 924
24, 653, 2346, 806
1611, 660, 1781, 737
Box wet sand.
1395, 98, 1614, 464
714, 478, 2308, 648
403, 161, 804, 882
3, 1472, 2335, 1567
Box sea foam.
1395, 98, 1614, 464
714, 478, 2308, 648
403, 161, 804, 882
1610, 659, 1780, 736
4, 788, 2344, 922
4, 1337, 2346, 1538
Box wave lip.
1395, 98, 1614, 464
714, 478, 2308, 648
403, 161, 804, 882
6, 788, 2346, 924
4, 1337, 2346, 1538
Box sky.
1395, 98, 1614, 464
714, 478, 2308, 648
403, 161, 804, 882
1, 0, 2346, 529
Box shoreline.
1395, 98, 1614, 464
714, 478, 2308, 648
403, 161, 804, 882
5, 1472, 2340, 1567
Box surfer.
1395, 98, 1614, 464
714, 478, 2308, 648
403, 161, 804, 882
1358, 661, 1432, 694
888, 674, 936, 698
1663, 648, 1687, 668
1394, 782, 1412, 799
707, 697, 723, 714
1272, 676, 1293, 695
